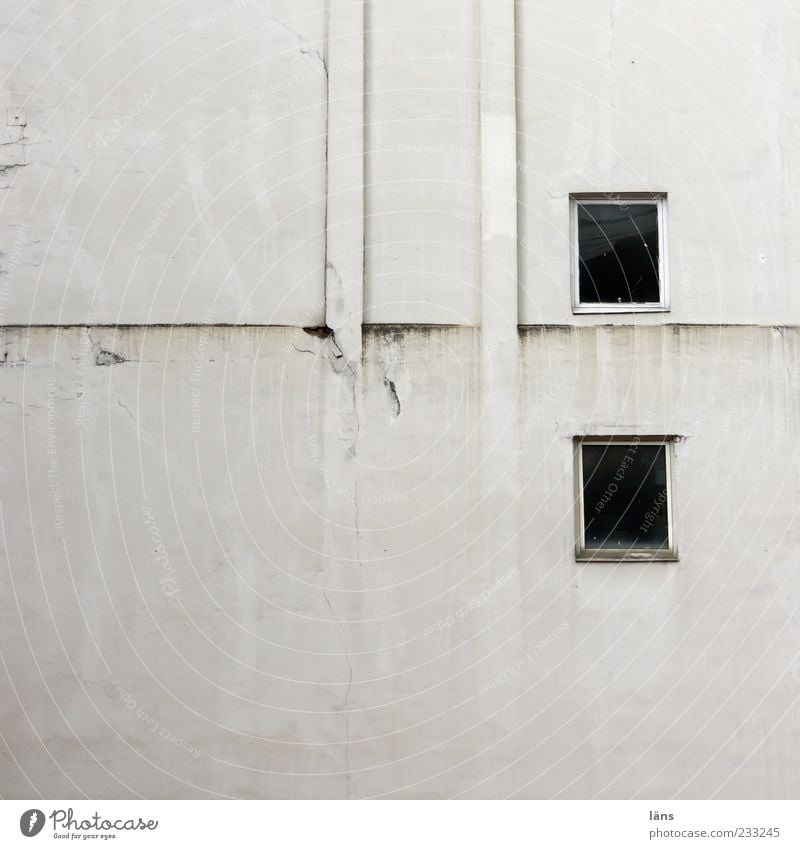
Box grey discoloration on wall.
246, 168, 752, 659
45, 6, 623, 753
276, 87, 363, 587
1, 324, 797, 798
2, 0, 800, 802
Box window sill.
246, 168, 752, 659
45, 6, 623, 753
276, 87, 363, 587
572, 304, 670, 315
576, 548, 679, 563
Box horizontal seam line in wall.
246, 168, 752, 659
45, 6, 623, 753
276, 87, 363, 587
0, 323, 796, 331
0, 323, 475, 331
517, 323, 796, 329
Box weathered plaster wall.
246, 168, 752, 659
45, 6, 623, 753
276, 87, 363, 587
364, 0, 482, 324
1, 325, 799, 798
0, 1, 327, 324
1, 0, 799, 801
517, 0, 800, 325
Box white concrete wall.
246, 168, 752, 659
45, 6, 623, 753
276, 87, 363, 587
517, 0, 800, 325
1, 325, 799, 798
364, 0, 481, 324
2, 0, 800, 800
0, 0, 327, 324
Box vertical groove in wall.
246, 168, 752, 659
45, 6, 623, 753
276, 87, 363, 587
361, 0, 368, 313
512, 0, 521, 324
322, 0, 331, 321
478, 0, 522, 581
476, 0, 484, 311
323, 0, 364, 361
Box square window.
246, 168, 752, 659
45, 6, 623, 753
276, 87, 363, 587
575, 437, 677, 561
571, 195, 668, 312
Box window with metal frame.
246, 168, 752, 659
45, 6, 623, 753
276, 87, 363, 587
574, 436, 677, 561
571, 194, 669, 312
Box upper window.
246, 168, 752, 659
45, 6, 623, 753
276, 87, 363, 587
571, 194, 668, 312
575, 436, 677, 561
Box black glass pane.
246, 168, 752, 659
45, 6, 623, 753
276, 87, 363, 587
578, 203, 660, 304
581, 443, 669, 551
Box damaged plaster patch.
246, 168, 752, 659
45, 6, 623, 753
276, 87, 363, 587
87, 329, 127, 365
0, 113, 28, 185
303, 325, 333, 339
383, 377, 400, 418
375, 337, 409, 421
0, 162, 27, 178
96, 349, 125, 366
0, 350, 28, 366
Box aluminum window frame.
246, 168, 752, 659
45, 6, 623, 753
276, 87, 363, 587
573, 435, 678, 562
570, 194, 670, 314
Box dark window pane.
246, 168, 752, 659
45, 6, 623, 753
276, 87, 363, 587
578, 203, 660, 304
581, 443, 669, 551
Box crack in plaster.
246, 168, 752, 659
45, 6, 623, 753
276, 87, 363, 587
320, 586, 357, 799
114, 391, 136, 423
270, 16, 328, 76
325, 331, 360, 457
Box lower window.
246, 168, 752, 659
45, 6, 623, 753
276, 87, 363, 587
575, 437, 677, 561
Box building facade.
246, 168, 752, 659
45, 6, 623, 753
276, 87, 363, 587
1, 0, 799, 798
